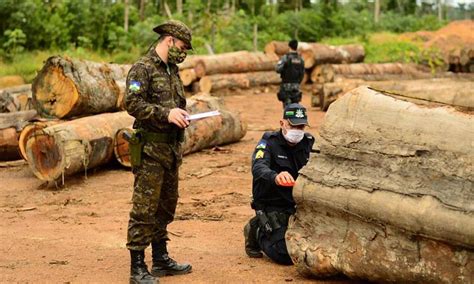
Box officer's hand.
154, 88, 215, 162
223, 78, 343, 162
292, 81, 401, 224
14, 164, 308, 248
275, 171, 295, 187
168, 108, 190, 129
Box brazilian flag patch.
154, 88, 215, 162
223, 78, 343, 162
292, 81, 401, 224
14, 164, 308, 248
129, 80, 141, 92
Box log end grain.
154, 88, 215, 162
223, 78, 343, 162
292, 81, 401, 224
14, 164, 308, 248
25, 132, 63, 180
114, 128, 132, 168
33, 65, 79, 118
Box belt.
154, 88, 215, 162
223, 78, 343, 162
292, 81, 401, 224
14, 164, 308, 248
141, 130, 178, 144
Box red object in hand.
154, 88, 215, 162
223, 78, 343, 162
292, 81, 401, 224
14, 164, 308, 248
280, 181, 295, 187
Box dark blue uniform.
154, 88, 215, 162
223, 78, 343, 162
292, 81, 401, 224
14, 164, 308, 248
276, 52, 305, 107
250, 130, 314, 264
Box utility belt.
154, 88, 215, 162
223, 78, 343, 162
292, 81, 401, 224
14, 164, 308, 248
123, 129, 184, 167
256, 210, 291, 236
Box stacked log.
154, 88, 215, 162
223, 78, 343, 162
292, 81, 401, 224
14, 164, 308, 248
317, 78, 474, 111
264, 41, 365, 70
310, 63, 432, 84
32, 56, 131, 118
287, 86, 474, 283
114, 94, 247, 167
300, 44, 365, 69
194, 51, 279, 78
0, 84, 32, 112
199, 71, 280, 93
18, 120, 62, 160
25, 112, 134, 181
0, 110, 37, 161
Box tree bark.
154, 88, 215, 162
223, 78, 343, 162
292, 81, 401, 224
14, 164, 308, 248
199, 71, 280, 93
0, 110, 37, 130
310, 63, 433, 83
0, 84, 32, 112
319, 77, 474, 111
114, 94, 247, 167
287, 86, 474, 282
194, 51, 279, 78
25, 112, 134, 182
32, 56, 131, 118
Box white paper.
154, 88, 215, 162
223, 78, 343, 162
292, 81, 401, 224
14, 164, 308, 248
186, 110, 221, 121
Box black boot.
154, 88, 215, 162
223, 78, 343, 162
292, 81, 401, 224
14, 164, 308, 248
130, 250, 158, 284
151, 241, 192, 277
244, 217, 263, 258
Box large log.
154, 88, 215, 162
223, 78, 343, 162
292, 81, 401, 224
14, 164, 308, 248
264, 41, 312, 56
32, 56, 131, 118
319, 78, 474, 111
114, 94, 247, 167
310, 63, 433, 84
286, 87, 474, 283
0, 84, 32, 112
0, 75, 25, 89
194, 51, 279, 78
25, 112, 134, 181
300, 44, 365, 69
199, 71, 281, 93
179, 68, 198, 87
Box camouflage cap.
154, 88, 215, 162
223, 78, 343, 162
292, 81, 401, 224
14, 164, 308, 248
153, 20, 193, 50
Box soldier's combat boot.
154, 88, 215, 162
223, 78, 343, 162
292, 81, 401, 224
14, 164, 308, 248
244, 218, 263, 258
130, 250, 158, 284
151, 241, 192, 277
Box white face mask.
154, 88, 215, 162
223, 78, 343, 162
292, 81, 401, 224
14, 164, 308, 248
283, 129, 304, 144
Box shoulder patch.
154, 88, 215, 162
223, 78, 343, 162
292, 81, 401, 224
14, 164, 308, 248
255, 150, 264, 159
129, 80, 141, 93
256, 140, 267, 150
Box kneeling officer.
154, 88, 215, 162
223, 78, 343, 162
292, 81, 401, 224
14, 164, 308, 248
244, 103, 314, 264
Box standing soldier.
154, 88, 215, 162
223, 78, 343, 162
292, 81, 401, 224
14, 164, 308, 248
125, 20, 193, 284
276, 39, 305, 108
243, 103, 314, 264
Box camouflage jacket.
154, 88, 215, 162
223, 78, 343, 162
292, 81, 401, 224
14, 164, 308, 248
125, 46, 186, 133
125, 46, 186, 167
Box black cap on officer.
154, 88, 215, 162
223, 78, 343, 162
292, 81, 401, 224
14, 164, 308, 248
289, 39, 298, 50
283, 103, 308, 126
153, 20, 193, 50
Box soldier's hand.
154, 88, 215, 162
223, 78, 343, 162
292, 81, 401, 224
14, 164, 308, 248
168, 108, 190, 128
275, 171, 295, 187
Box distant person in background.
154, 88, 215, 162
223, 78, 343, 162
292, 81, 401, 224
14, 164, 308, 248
275, 39, 305, 108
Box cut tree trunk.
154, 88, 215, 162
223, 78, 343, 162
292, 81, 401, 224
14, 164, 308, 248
310, 63, 433, 84
18, 120, 62, 160
114, 94, 247, 167
179, 69, 198, 87
0, 84, 32, 113
287, 86, 474, 283
319, 78, 474, 111
199, 71, 280, 93
0, 128, 21, 161
25, 112, 134, 182
300, 44, 365, 69
194, 51, 279, 78
264, 41, 312, 57
32, 56, 131, 118
178, 55, 208, 70
0, 75, 25, 89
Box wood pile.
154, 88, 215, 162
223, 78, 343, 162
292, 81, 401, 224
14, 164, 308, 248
287, 86, 474, 283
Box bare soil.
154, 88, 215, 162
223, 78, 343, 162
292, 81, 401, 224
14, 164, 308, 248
0, 86, 352, 283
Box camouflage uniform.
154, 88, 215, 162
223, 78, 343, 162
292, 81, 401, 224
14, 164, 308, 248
125, 44, 186, 251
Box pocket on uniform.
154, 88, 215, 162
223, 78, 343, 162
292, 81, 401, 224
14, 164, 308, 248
143, 142, 175, 170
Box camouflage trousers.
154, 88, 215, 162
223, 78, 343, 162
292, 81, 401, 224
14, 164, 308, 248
126, 151, 179, 251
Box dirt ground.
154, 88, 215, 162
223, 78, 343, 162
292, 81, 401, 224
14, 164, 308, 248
0, 86, 353, 283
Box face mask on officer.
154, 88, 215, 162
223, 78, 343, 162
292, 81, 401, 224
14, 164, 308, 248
168, 37, 187, 64
281, 120, 305, 144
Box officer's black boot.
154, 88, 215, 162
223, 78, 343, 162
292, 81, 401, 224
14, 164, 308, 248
129, 250, 158, 284
244, 218, 263, 258
151, 241, 192, 277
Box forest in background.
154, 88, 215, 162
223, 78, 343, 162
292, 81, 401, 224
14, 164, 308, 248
0, 0, 472, 81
